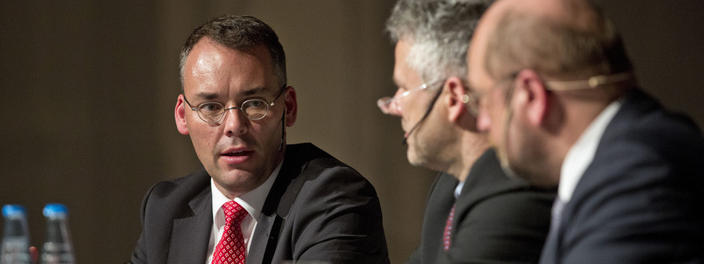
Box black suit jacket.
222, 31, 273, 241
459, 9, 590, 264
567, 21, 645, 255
540, 89, 704, 263
130, 143, 389, 264
408, 149, 555, 264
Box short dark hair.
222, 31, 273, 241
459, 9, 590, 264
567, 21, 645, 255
178, 15, 287, 88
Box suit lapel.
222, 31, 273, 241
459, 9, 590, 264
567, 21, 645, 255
248, 213, 284, 264
541, 89, 654, 264
168, 187, 212, 264
423, 173, 457, 262
248, 144, 307, 263
453, 148, 515, 229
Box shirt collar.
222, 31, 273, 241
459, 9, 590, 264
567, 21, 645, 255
559, 100, 622, 202
454, 181, 464, 199
211, 161, 283, 221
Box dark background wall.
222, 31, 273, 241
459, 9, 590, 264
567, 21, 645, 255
1, 1, 702, 262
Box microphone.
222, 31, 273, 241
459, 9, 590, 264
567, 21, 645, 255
402, 88, 443, 145
279, 109, 285, 152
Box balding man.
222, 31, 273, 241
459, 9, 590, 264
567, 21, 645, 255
380, 0, 554, 263
467, 0, 704, 263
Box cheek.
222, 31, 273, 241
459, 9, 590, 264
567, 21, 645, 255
403, 95, 427, 119
487, 99, 508, 142
251, 118, 282, 142
188, 125, 218, 149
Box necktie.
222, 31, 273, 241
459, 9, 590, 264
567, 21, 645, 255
212, 201, 248, 264
443, 204, 456, 251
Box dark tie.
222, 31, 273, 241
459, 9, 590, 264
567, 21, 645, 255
211, 201, 248, 264
443, 204, 456, 251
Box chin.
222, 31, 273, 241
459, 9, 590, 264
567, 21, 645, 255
504, 156, 558, 188
406, 146, 425, 167
215, 173, 259, 193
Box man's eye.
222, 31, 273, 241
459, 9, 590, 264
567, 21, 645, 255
247, 100, 266, 108
200, 103, 223, 113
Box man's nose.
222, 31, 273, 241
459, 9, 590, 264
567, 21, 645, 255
377, 97, 402, 116
223, 108, 249, 136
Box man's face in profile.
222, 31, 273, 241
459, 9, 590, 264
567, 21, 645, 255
380, 39, 444, 168
467, 8, 521, 180
175, 38, 295, 198
467, 3, 553, 186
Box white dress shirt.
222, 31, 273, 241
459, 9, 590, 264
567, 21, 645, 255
559, 100, 622, 203
454, 181, 464, 199
205, 162, 283, 264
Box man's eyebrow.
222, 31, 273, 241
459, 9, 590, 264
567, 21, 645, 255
239, 86, 267, 97
193, 92, 219, 100
191, 86, 268, 100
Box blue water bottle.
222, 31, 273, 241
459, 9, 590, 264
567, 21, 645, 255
1, 204, 31, 264
40, 204, 74, 264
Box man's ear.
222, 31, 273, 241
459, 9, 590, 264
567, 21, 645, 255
444, 77, 469, 123
513, 69, 549, 127
283, 86, 297, 127
175, 94, 190, 135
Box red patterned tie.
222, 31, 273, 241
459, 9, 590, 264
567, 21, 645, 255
212, 201, 248, 264
443, 204, 456, 251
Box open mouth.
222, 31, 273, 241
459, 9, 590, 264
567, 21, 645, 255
219, 148, 253, 165
221, 150, 252, 156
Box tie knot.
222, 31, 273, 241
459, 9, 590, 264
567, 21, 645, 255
222, 201, 248, 226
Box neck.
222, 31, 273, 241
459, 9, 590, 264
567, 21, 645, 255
447, 134, 490, 182
548, 95, 616, 182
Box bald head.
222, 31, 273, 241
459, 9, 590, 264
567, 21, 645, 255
467, 0, 636, 185
469, 0, 632, 85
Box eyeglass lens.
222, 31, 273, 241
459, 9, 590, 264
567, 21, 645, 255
196, 99, 271, 124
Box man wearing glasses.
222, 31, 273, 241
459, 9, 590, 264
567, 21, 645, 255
467, 0, 704, 262
379, 0, 554, 263
130, 15, 389, 264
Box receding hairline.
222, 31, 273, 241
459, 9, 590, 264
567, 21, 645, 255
178, 15, 287, 90
481, 0, 628, 79
181, 37, 282, 94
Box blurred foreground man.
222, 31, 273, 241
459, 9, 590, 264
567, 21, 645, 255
468, 0, 704, 262
131, 15, 388, 264
379, 0, 554, 263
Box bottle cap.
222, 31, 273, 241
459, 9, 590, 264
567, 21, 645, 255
2, 204, 27, 217
43, 203, 68, 218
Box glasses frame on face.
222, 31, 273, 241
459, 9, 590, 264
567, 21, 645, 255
183, 85, 287, 125
378, 80, 445, 114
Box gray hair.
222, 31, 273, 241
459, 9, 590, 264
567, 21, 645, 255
178, 15, 287, 89
386, 0, 492, 84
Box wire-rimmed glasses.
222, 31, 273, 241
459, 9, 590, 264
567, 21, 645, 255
183, 87, 286, 125
377, 81, 442, 115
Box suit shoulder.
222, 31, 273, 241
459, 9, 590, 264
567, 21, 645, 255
606, 90, 703, 153
144, 169, 211, 206
287, 143, 369, 184
463, 148, 556, 205
462, 186, 553, 224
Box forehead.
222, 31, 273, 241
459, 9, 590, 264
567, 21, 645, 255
393, 39, 423, 88
183, 38, 277, 97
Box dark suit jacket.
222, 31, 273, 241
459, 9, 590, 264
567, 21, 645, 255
540, 89, 704, 264
130, 143, 389, 264
408, 148, 555, 264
